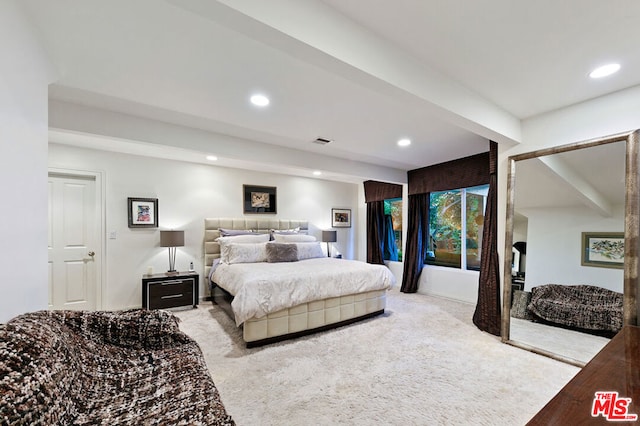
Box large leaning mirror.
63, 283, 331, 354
502, 130, 640, 367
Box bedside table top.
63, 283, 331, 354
143, 271, 199, 279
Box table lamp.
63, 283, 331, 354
160, 230, 184, 274
322, 230, 337, 257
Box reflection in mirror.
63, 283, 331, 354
502, 134, 636, 367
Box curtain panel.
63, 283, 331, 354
400, 194, 429, 293
472, 141, 501, 336
364, 181, 402, 265
366, 201, 385, 264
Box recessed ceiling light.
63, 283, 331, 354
313, 170, 322, 176
206, 155, 218, 161
397, 138, 411, 147
250, 94, 270, 107
589, 63, 620, 79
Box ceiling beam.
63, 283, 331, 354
48, 100, 407, 184
538, 155, 612, 217
167, 0, 522, 146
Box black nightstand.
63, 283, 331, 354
142, 271, 199, 310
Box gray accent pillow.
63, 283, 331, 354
266, 243, 298, 263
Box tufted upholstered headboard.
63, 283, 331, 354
203, 218, 309, 279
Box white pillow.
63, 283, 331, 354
270, 227, 307, 238
296, 242, 325, 260
219, 228, 256, 237
271, 227, 300, 234
273, 234, 316, 243
217, 234, 270, 244
217, 234, 270, 263
224, 242, 268, 264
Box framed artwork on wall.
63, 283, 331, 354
128, 197, 158, 228
243, 185, 277, 214
581, 232, 624, 269
332, 208, 351, 228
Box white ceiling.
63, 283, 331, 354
21, 0, 640, 182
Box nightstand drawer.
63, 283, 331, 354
142, 273, 199, 310
148, 289, 193, 310
148, 279, 192, 296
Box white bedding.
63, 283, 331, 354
211, 257, 396, 326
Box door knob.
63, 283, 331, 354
88, 251, 95, 257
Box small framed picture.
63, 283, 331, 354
128, 197, 158, 228
581, 232, 624, 269
243, 185, 277, 214
332, 208, 351, 228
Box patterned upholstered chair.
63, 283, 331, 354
528, 284, 623, 333
0, 309, 234, 425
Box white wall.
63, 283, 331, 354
49, 143, 360, 310
418, 267, 479, 304
521, 205, 624, 293
0, 2, 55, 322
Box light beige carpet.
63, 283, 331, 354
176, 288, 579, 425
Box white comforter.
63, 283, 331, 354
211, 257, 396, 326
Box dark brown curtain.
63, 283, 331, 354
366, 201, 385, 264
472, 141, 501, 336
400, 193, 429, 293
364, 181, 402, 265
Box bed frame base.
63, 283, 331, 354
210, 282, 386, 348
211, 284, 235, 319
244, 310, 384, 348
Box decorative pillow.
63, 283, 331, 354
219, 228, 256, 237
272, 234, 316, 243
296, 242, 325, 260
270, 227, 306, 234
216, 234, 270, 244
224, 242, 268, 264
217, 234, 270, 262
272, 227, 300, 234
265, 242, 298, 263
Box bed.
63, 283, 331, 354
204, 218, 395, 347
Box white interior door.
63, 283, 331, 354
48, 173, 99, 310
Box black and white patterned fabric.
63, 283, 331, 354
528, 284, 623, 333
0, 309, 234, 425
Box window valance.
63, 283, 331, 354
363, 180, 403, 203
407, 151, 490, 195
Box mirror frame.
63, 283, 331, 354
501, 130, 640, 366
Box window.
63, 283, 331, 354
383, 198, 403, 261
425, 184, 488, 270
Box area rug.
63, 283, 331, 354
176, 288, 579, 425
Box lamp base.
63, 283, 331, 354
165, 270, 179, 276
